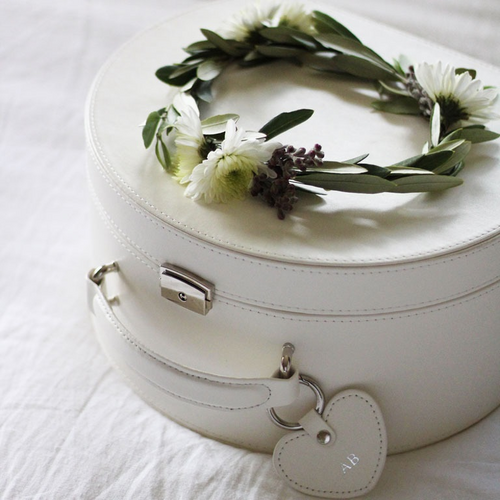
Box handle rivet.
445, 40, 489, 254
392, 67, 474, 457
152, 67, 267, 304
317, 430, 331, 445
178, 292, 188, 302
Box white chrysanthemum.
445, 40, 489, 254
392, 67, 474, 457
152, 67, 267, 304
173, 105, 206, 182
219, 2, 280, 41
172, 91, 199, 116
415, 62, 498, 125
279, 3, 315, 35
184, 120, 279, 203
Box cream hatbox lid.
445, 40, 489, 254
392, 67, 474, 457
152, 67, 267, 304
86, 0, 500, 268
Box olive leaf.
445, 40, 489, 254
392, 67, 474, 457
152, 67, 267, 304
259, 109, 314, 140
197, 59, 226, 81
156, 65, 198, 86
201, 114, 240, 135
191, 79, 214, 102
432, 142, 471, 175
342, 153, 369, 164
359, 163, 391, 177
200, 29, 249, 57
185, 40, 216, 54
329, 54, 400, 81
260, 27, 319, 50
295, 164, 463, 194
295, 172, 397, 193
158, 117, 173, 136
259, 26, 304, 45
372, 97, 420, 115
142, 110, 163, 148
240, 50, 269, 66
316, 161, 369, 173
391, 58, 407, 77
183, 54, 210, 65
169, 63, 202, 80
441, 129, 464, 142
377, 79, 411, 96
311, 11, 361, 42
413, 150, 454, 171
387, 166, 439, 176
430, 102, 441, 147
304, 164, 368, 174
314, 33, 396, 74
299, 52, 341, 71
391, 153, 423, 168
290, 180, 327, 195
427, 139, 465, 153
155, 136, 172, 172
458, 127, 500, 144
391, 174, 463, 192
255, 44, 305, 58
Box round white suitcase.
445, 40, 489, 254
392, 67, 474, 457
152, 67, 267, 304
85, 1, 500, 496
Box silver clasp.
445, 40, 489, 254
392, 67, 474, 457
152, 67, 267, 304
160, 263, 214, 315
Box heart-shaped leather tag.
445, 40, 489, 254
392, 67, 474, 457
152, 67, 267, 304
272, 389, 387, 499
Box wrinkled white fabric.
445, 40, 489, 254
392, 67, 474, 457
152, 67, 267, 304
1, 0, 499, 499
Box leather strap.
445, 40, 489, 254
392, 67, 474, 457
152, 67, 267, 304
88, 275, 300, 411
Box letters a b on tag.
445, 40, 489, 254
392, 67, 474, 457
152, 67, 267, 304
273, 390, 387, 499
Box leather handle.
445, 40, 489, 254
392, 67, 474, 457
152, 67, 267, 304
87, 274, 300, 411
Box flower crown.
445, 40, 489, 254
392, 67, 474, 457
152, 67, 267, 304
142, 2, 499, 219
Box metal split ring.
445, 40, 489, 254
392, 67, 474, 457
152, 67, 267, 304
268, 374, 326, 431
89, 262, 119, 286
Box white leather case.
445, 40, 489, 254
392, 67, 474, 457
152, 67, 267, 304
85, 0, 500, 457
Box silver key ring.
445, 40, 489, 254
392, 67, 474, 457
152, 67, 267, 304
89, 262, 119, 286
268, 374, 325, 431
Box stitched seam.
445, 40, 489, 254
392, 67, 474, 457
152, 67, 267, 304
94, 211, 157, 275
91, 185, 500, 321
89, 184, 161, 268
218, 277, 500, 314
94, 292, 273, 410
124, 361, 272, 412
109, 363, 271, 451
88, 156, 500, 314
217, 279, 500, 322
276, 393, 384, 494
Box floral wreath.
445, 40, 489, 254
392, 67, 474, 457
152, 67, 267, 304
142, 2, 499, 219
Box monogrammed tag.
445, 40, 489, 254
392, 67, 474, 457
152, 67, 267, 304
272, 390, 387, 499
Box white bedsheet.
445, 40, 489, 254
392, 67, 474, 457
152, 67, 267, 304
1, 0, 499, 498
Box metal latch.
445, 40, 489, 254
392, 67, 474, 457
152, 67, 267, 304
160, 263, 214, 315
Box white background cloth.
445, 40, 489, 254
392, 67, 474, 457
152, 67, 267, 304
1, 0, 500, 499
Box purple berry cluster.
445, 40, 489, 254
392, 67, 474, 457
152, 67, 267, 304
251, 144, 324, 219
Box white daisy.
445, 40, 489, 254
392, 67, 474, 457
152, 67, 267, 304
172, 91, 199, 116
414, 62, 498, 126
184, 120, 279, 203
219, 1, 280, 42
172, 101, 207, 182
279, 3, 315, 35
